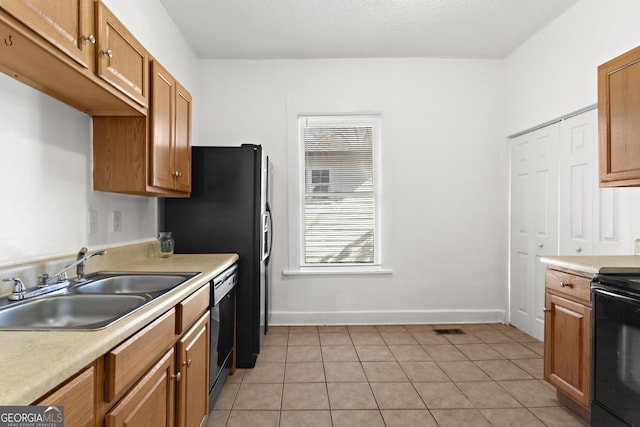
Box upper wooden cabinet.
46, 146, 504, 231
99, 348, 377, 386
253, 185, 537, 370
0, 0, 144, 115
598, 45, 640, 187
96, 2, 148, 107
93, 59, 191, 197
150, 60, 192, 193
0, 0, 95, 70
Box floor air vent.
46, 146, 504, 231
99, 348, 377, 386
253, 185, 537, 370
434, 328, 466, 335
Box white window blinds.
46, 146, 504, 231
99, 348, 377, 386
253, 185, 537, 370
301, 116, 380, 265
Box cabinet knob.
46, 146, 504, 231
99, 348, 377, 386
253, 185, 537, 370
559, 281, 573, 288
172, 371, 181, 382
543, 307, 550, 312
537, 243, 544, 248
101, 49, 113, 58
183, 359, 192, 368
575, 247, 582, 253
174, 171, 182, 178
4, 35, 13, 47
83, 34, 96, 44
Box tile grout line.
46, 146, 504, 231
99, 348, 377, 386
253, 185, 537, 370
214, 324, 587, 427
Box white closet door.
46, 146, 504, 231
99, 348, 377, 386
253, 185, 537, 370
559, 110, 595, 256
558, 108, 628, 256
510, 124, 559, 339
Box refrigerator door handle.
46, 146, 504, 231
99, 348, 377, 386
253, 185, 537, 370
262, 208, 273, 263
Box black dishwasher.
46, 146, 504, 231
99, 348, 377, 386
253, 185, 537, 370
209, 264, 237, 410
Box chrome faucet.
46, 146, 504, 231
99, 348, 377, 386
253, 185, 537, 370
46, 247, 107, 283
2, 248, 107, 301
2, 277, 26, 300
76, 248, 107, 280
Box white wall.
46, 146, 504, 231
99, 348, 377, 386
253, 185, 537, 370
505, 0, 640, 135
198, 58, 509, 325
0, 0, 199, 264
505, 0, 640, 251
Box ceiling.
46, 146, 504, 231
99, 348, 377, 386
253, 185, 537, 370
158, 0, 580, 60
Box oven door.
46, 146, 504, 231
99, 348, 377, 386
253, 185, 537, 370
592, 285, 640, 426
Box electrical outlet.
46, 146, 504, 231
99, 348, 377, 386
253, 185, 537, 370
112, 210, 122, 232
88, 210, 98, 234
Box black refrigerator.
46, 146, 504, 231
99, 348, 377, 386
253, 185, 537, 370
162, 144, 273, 368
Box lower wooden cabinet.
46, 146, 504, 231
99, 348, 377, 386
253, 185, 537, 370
35, 364, 95, 427
176, 313, 210, 427
33, 283, 212, 427
105, 348, 176, 427
543, 267, 591, 420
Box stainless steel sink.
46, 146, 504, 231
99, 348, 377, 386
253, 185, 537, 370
0, 271, 199, 330
0, 294, 150, 330
74, 274, 190, 294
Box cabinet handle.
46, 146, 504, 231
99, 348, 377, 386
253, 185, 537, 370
172, 372, 181, 382
559, 281, 573, 288
83, 34, 96, 44
101, 49, 113, 58
183, 359, 192, 368
4, 35, 13, 47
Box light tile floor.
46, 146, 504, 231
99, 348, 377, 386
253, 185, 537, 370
206, 323, 589, 427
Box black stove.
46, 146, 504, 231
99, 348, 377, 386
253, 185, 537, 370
591, 273, 640, 426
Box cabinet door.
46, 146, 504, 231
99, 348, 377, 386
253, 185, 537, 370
96, 2, 148, 107
598, 45, 640, 186
174, 82, 192, 193
0, 0, 95, 69
36, 365, 95, 427
106, 348, 176, 427
150, 59, 175, 190
176, 313, 209, 427
544, 292, 591, 409
510, 124, 559, 340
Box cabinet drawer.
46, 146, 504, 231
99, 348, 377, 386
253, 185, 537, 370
105, 308, 176, 401
545, 269, 592, 303
176, 283, 210, 334
105, 348, 175, 427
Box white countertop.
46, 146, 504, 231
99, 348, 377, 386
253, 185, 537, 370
0, 253, 238, 405
540, 255, 640, 275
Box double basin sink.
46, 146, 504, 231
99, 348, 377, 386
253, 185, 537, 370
0, 272, 198, 330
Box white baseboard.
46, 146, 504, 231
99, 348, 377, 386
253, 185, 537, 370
269, 309, 507, 326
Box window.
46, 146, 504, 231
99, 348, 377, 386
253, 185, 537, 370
311, 169, 330, 193
299, 115, 381, 268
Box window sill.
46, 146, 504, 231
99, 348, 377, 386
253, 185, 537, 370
282, 268, 393, 276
